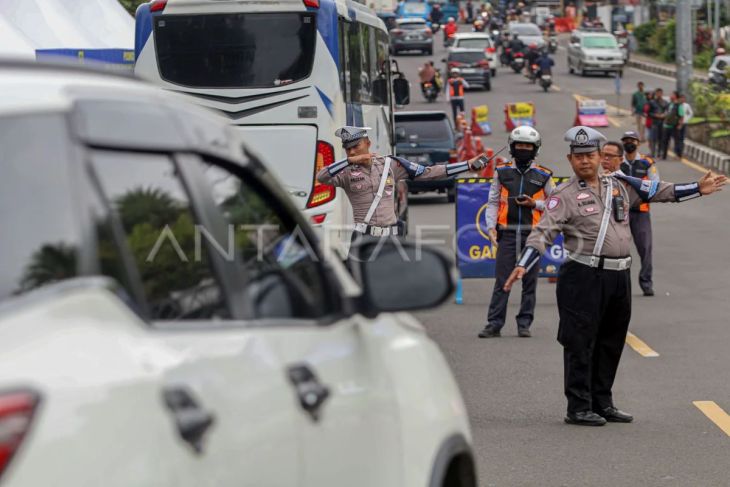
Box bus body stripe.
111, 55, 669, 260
316, 87, 335, 118
317, 0, 339, 69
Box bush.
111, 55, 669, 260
633, 20, 657, 55
651, 19, 676, 63
689, 81, 730, 120
694, 49, 715, 71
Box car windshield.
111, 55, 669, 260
403, 3, 427, 14
450, 51, 486, 63
457, 38, 491, 49
511, 24, 541, 36
154, 12, 316, 88
582, 36, 618, 49
399, 22, 427, 30
397, 118, 452, 143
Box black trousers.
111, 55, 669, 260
487, 230, 539, 330
451, 99, 465, 124
556, 260, 632, 413
629, 211, 653, 292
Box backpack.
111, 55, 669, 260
665, 103, 680, 126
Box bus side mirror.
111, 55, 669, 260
393, 77, 410, 106
373, 78, 388, 104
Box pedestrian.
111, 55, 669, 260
643, 90, 654, 150
620, 132, 659, 295
631, 81, 647, 142
659, 91, 684, 160
647, 88, 668, 157
318, 126, 485, 245
478, 126, 555, 339
503, 126, 727, 426
599, 141, 624, 175
676, 93, 694, 159
446, 68, 469, 125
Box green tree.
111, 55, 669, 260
118, 0, 147, 15
19, 243, 77, 292
115, 187, 180, 232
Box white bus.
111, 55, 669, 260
134, 0, 409, 247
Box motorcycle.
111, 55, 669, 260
539, 72, 552, 92
431, 22, 441, 34
510, 52, 525, 73
527, 63, 538, 83
548, 36, 558, 54
421, 81, 439, 102
500, 47, 512, 66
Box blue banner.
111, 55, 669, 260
455, 178, 568, 279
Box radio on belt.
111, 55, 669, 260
613, 195, 625, 222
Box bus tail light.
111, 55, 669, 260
303, 0, 320, 8
150, 0, 167, 12
307, 141, 336, 209
486, 47, 496, 54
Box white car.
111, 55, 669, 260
0, 61, 475, 487
450, 32, 498, 77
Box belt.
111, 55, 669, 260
354, 222, 400, 237
567, 252, 632, 271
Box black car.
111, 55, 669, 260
395, 111, 460, 202
444, 48, 491, 90
391, 18, 434, 55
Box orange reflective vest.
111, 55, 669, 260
495, 162, 553, 230
449, 78, 465, 98
620, 155, 656, 212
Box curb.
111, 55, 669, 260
683, 140, 730, 174
626, 58, 708, 82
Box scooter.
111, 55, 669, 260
421, 81, 438, 102
548, 36, 558, 54
431, 23, 441, 34
510, 52, 525, 73
539, 72, 552, 92
500, 47, 512, 66
527, 63, 538, 83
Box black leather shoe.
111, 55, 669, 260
478, 326, 501, 338
642, 288, 655, 297
595, 406, 634, 423
517, 329, 531, 337
564, 411, 607, 426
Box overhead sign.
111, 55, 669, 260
455, 177, 568, 279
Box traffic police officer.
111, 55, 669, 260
479, 126, 555, 338
620, 131, 659, 296
503, 126, 727, 426
318, 126, 485, 242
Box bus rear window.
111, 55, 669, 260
154, 12, 316, 88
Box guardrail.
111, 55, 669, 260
626, 57, 709, 83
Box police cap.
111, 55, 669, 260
335, 126, 371, 149
563, 126, 607, 154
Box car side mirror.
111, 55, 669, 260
441, 58, 447, 62
349, 239, 456, 318
393, 76, 410, 106
395, 127, 407, 142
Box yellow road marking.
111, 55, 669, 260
552, 84, 562, 92
693, 401, 730, 436
666, 151, 712, 174
625, 332, 659, 357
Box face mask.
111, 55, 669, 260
513, 149, 533, 166
623, 143, 637, 154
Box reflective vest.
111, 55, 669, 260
495, 162, 553, 230
449, 78, 465, 99
620, 155, 655, 212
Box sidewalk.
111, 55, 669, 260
627, 52, 709, 82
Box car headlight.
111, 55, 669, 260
587, 56, 596, 62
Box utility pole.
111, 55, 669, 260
676, 0, 693, 95
715, 0, 721, 49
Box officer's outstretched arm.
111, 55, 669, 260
391, 155, 472, 181
316, 158, 349, 186
614, 172, 725, 206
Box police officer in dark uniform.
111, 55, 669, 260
620, 131, 659, 296
504, 126, 727, 426
479, 126, 555, 338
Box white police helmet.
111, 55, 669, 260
508, 125, 541, 157
450, 67, 461, 75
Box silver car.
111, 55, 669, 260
507, 22, 545, 50
567, 30, 625, 76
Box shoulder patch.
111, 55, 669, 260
546, 196, 561, 211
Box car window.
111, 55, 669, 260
90, 151, 229, 320
403, 3, 427, 14
511, 24, 541, 36
456, 38, 491, 49
0, 114, 81, 301
396, 118, 452, 143
399, 22, 426, 30
582, 36, 618, 49
199, 162, 336, 320
449, 51, 487, 63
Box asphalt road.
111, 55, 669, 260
395, 31, 730, 486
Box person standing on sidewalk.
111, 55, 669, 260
660, 91, 684, 160
648, 88, 668, 157
620, 131, 660, 296
676, 93, 694, 159
631, 82, 647, 142
478, 126, 555, 339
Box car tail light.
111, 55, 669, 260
448, 62, 463, 69
150, 0, 167, 12
0, 391, 39, 478
515, 52, 524, 58
303, 0, 320, 8
307, 141, 336, 209
424, 28, 432, 37
449, 149, 458, 163
311, 214, 327, 224
486, 47, 496, 53
391, 29, 404, 37
478, 60, 489, 67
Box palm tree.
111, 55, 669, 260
19, 243, 77, 292
115, 187, 180, 232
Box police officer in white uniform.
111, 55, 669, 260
504, 126, 727, 426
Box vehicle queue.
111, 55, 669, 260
0, 1, 728, 486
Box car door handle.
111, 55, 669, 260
163, 386, 215, 454
287, 363, 330, 422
